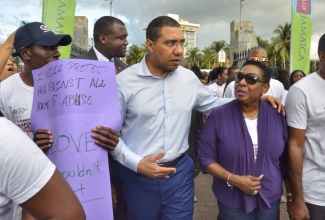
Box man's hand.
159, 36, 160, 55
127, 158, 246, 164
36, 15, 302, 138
33, 129, 53, 151
91, 126, 120, 151
287, 197, 310, 220
261, 95, 285, 116
137, 152, 176, 178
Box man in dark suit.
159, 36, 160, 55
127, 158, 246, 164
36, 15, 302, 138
76, 16, 129, 220
77, 16, 128, 73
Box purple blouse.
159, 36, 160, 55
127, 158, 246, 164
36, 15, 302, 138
198, 99, 287, 213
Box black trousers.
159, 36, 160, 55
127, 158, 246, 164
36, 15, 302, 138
306, 202, 325, 220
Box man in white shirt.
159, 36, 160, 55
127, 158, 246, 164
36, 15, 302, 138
0, 117, 85, 220
286, 33, 325, 220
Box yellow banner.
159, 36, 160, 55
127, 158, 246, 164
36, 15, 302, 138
42, 0, 76, 59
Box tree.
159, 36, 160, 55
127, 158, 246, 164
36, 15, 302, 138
126, 44, 147, 66
200, 47, 215, 69
256, 36, 270, 48
271, 22, 291, 70
185, 47, 201, 67
211, 40, 226, 67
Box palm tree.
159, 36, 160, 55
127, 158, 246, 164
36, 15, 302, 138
185, 47, 201, 67
271, 22, 291, 70
256, 36, 270, 48
211, 40, 226, 67
200, 47, 215, 69
126, 44, 147, 66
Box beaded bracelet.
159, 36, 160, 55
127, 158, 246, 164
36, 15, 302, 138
226, 173, 233, 189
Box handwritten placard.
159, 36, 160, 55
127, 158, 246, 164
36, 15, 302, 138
30, 59, 121, 220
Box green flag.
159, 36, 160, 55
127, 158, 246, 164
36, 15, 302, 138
290, 0, 313, 74
42, 0, 76, 59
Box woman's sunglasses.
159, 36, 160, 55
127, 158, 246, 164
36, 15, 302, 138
234, 72, 265, 85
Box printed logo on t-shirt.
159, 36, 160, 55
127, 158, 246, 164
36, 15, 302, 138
17, 119, 32, 134
11, 105, 29, 117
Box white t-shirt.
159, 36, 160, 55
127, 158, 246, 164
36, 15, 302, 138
0, 73, 34, 138
265, 78, 284, 100
223, 78, 284, 99
281, 90, 288, 105
208, 82, 226, 97
245, 118, 258, 163
286, 72, 325, 206
223, 81, 235, 98
0, 117, 55, 219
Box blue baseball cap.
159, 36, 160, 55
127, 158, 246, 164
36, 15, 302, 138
13, 22, 72, 57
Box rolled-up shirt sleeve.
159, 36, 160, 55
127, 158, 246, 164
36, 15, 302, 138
195, 82, 234, 115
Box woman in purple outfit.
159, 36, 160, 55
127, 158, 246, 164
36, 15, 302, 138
198, 60, 288, 220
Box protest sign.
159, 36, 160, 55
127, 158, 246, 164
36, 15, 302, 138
31, 59, 120, 219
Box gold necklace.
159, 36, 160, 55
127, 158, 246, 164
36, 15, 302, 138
243, 110, 259, 120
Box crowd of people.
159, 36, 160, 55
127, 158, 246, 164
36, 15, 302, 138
0, 14, 324, 220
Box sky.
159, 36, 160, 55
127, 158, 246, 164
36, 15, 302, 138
1, 0, 324, 58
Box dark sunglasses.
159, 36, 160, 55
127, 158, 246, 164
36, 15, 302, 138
234, 72, 265, 85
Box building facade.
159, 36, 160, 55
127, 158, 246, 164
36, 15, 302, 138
230, 20, 258, 67
71, 16, 88, 58
166, 13, 200, 56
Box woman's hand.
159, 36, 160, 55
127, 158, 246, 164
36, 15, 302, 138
230, 174, 264, 195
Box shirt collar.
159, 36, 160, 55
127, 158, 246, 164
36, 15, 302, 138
138, 54, 176, 78
93, 46, 113, 62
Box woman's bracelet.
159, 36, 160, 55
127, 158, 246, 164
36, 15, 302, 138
226, 173, 233, 189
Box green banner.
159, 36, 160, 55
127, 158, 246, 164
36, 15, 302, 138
290, 0, 313, 74
42, 0, 76, 59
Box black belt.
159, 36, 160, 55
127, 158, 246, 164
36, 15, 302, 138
158, 153, 186, 167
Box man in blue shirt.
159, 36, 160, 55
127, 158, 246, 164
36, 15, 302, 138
110, 15, 282, 220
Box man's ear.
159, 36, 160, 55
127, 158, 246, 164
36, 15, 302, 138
20, 48, 31, 61
146, 39, 154, 54
98, 34, 107, 45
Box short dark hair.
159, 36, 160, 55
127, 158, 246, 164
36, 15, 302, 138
228, 66, 238, 75
318, 33, 325, 53
146, 16, 180, 41
241, 60, 271, 83
93, 16, 125, 44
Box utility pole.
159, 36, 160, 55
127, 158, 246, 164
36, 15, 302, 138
240, 0, 245, 29
104, 0, 113, 16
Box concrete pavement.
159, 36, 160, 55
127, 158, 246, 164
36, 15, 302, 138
193, 173, 290, 220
